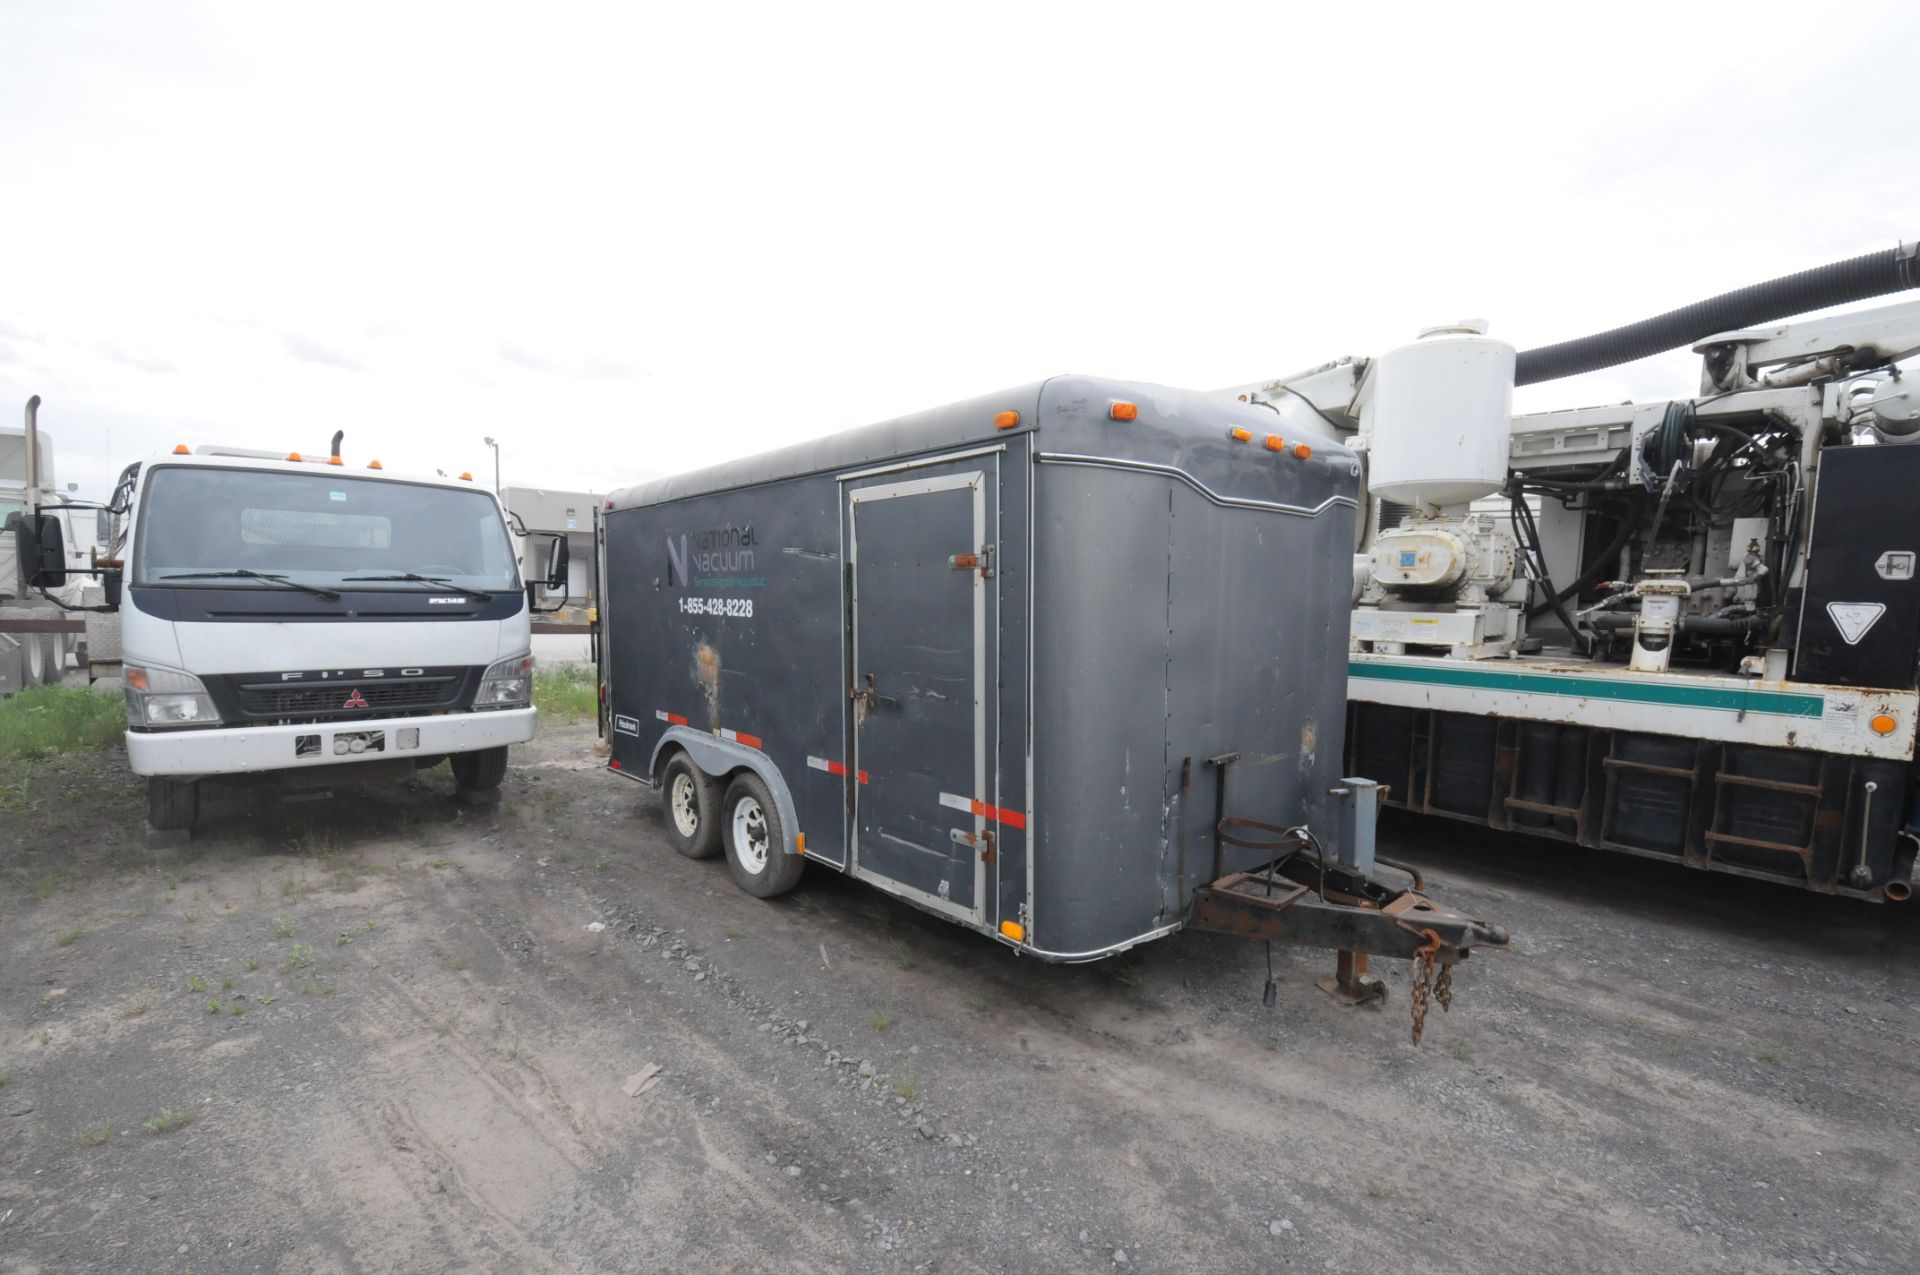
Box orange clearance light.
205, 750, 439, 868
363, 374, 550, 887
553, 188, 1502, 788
994, 410, 1021, 430
286, 452, 303, 462
1870, 713, 1898, 735
172, 443, 190, 455
459, 471, 474, 481
796, 833, 808, 856
1263, 434, 1286, 452
1228, 427, 1253, 443
1109, 401, 1138, 422
999, 920, 1025, 942
1292, 442, 1313, 460
366, 459, 383, 470
327, 455, 344, 465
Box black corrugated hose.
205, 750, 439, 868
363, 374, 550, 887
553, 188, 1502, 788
1514, 242, 1920, 386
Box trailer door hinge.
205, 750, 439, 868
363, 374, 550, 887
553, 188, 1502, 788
948, 546, 994, 578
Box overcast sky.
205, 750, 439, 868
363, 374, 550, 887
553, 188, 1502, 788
4, 1, 1918, 503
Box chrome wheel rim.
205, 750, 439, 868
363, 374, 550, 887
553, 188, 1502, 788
732, 796, 769, 874
26, 636, 45, 684
670, 773, 699, 838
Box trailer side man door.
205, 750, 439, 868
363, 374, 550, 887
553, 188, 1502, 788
846, 465, 991, 924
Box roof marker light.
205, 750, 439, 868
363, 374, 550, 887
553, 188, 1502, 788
327, 455, 344, 465
1109, 401, 1138, 422
1292, 442, 1313, 460
459, 472, 474, 481
1263, 434, 1286, 452
994, 410, 1021, 430
286, 452, 303, 462
367, 459, 383, 470
1228, 427, 1252, 443
173, 444, 190, 455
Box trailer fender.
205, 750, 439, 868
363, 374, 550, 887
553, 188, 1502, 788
649, 727, 803, 856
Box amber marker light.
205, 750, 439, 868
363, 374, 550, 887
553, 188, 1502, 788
1871, 713, 1898, 735
999, 920, 1025, 941
1264, 434, 1286, 452
172, 444, 190, 455
286, 452, 303, 462
1109, 401, 1138, 421
459, 472, 474, 481
367, 460, 383, 469
1293, 442, 1313, 460
995, 410, 1021, 430
1228, 427, 1253, 443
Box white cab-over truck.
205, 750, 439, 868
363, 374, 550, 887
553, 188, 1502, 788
13, 428, 568, 830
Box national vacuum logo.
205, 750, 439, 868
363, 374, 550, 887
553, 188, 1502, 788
666, 524, 758, 587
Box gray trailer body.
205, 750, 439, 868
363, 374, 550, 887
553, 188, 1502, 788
602, 375, 1358, 959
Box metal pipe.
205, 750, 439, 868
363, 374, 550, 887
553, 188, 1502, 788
23, 395, 41, 498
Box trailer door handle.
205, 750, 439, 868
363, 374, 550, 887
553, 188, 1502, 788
850, 673, 897, 712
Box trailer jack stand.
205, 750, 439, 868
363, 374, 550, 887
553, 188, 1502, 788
1316, 950, 1385, 1006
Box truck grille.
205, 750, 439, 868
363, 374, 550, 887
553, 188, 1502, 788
203, 666, 477, 723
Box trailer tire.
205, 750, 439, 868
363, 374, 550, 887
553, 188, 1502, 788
147, 777, 199, 831
721, 772, 803, 898
660, 752, 723, 859
25, 633, 52, 686
452, 745, 509, 792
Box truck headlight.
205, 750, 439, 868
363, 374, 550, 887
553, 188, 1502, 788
475, 652, 534, 709
124, 664, 221, 729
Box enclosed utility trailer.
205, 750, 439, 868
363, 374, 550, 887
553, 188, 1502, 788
602, 377, 1503, 1004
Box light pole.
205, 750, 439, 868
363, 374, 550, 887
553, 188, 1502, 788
483, 436, 501, 498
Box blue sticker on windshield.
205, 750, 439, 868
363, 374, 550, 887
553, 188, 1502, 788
330, 491, 346, 502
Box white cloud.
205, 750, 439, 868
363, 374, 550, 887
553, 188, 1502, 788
2, 0, 1917, 503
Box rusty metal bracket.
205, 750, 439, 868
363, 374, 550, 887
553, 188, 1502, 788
1188, 871, 1506, 962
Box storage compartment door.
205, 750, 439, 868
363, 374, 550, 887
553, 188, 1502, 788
848, 470, 987, 923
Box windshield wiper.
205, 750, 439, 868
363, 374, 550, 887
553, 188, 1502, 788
158, 570, 342, 602
338, 573, 496, 601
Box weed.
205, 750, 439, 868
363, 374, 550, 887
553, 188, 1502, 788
336, 931, 355, 947
79, 1123, 113, 1147
257, 996, 279, 1006
790, 892, 816, 913
890, 942, 915, 971
271, 915, 296, 939
1449, 1041, 1471, 1062
965, 992, 989, 1013
867, 1008, 892, 1032
30, 871, 60, 901
298, 977, 335, 997
144, 1107, 194, 1135
0, 1071, 8, 1086
1265, 1034, 1281, 1053
1110, 961, 1144, 990
444, 955, 467, 972
123, 989, 156, 1018
723, 927, 741, 941
0, 685, 126, 761
1755, 1046, 1784, 1064
54, 926, 83, 948
533, 663, 597, 723
436, 1011, 463, 1038
596, 856, 612, 872
221, 977, 234, 992
228, 1002, 244, 1017
494, 1040, 519, 1061
184, 974, 208, 993
206, 998, 222, 1014
38, 1029, 51, 1046
282, 943, 315, 972
245, 958, 261, 973
1366, 1184, 1399, 1200
893, 1064, 918, 1101
429, 858, 448, 871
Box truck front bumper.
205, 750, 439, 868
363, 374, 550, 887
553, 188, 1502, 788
125, 708, 539, 778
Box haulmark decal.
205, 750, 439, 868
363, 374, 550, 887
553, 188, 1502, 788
939, 791, 1027, 830
612, 714, 640, 736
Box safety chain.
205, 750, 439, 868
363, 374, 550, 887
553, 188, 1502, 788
1408, 928, 1450, 1046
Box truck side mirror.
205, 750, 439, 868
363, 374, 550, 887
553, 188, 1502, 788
547, 534, 570, 591
14, 513, 67, 590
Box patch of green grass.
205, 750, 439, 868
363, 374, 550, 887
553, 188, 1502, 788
436, 1011, 462, 1038
428, 857, 448, 871
0, 1071, 10, 1086
54, 926, 83, 948
866, 1008, 892, 1032
79, 1123, 113, 1147
245, 957, 261, 973
443, 955, 466, 972
298, 977, 335, 997
1449, 1040, 1471, 1062
36, 1030, 49, 1046
889, 942, 915, 971
271, 915, 296, 939
228, 1002, 244, 1017
1110, 961, 1144, 990
30, 871, 61, 902
220, 977, 234, 992
206, 998, 222, 1014
789, 892, 816, 913
336, 931, 355, 946
144, 1107, 194, 1135
184, 974, 208, 994
257, 995, 279, 1006
893, 1064, 918, 1101
964, 992, 990, 1014
0, 685, 126, 761
123, 989, 156, 1018
1755, 1046, 1784, 1064
282, 943, 315, 972
533, 664, 597, 724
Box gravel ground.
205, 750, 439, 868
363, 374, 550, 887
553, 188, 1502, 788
2, 720, 1915, 1274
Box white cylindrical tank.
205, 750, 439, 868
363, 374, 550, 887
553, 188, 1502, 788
1363, 322, 1516, 510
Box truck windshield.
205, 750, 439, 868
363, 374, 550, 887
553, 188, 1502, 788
133, 466, 520, 593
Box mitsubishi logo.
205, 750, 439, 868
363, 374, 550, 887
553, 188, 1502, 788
342, 689, 370, 710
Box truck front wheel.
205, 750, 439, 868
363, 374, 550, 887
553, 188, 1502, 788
147, 777, 199, 831
721, 773, 803, 898
451, 745, 509, 792
659, 752, 722, 859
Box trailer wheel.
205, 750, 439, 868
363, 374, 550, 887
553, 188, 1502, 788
660, 753, 723, 859
25, 633, 51, 686
451, 745, 509, 792
147, 777, 199, 831
722, 772, 803, 898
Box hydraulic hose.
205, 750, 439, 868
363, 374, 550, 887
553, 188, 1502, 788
1514, 242, 1920, 386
